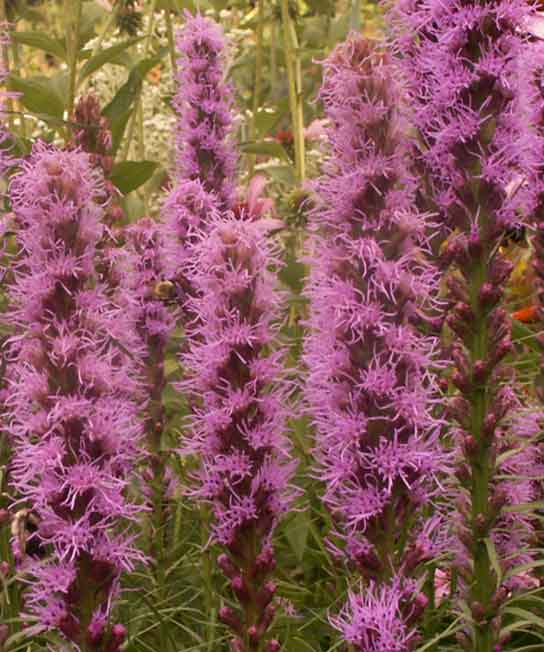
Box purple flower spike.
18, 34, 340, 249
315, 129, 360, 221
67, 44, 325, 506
5, 144, 144, 647
303, 34, 448, 646
173, 14, 237, 210
181, 213, 297, 650
391, 0, 541, 647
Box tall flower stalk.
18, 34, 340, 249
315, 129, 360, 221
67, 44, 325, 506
392, 1, 537, 649
5, 144, 144, 651
180, 213, 296, 652
303, 35, 447, 648
173, 14, 237, 211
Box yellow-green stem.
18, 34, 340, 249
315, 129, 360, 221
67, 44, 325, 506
280, 0, 305, 185
0, 0, 13, 131
121, 0, 157, 162
467, 241, 496, 652
10, 37, 26, 139
249, 0, 265, 177
66, 0, 83, 120
165, 8, 178, 76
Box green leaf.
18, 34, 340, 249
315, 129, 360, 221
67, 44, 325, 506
504, 500, 544, 514
12, 31, 66, 60
240, 141, 290, 162
156, 0, 195, 9
102, 52, 166, 154
483, 537, 503, 585
285, 510, 311, 562
78, 1, 109, 48
254, 108, 281, 137
79, 37, 144, 81
503, 606, 544, 630
511, 320, 544, 353
110, 161, 159, 194
8, 74, 65, 119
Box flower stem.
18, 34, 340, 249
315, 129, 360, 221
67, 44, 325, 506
165, 7, 178, 76
249, 0, 265, 177
121, 0, 157, 161
280, 0, 305, 185
66, 0, 83, 120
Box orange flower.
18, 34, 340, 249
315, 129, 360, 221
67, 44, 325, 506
512, 304, 539, 323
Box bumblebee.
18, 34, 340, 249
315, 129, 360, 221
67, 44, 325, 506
501, 223, 527, 247
10, 509, 46, 559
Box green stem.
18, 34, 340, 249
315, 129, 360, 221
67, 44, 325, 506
201, 507, 216, 652
10, 38, 26, 139
66, 0, 83, 120
165, 8, 178, 76
467, 243, 496, 652
0, 0, 13, 131
121, 0, 157, 162
280, 0, 305, 185
249, 0, 265, 177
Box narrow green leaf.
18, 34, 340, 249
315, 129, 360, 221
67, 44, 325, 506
483, 537, 503, 584
285, 510, 311, 562
503, 606, 544, 629
110, 161, 159, 195
12, 31, 66, 59
240, 141, 290, 161
78, 37, 144, 81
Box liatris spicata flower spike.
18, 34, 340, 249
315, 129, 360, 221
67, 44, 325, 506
5, 143, 144, 649
173, 14, 237, 211
304, 34, 448, 647
181, 213, 296, 651
161, 178, 221, 303
119, 218, 176, 555
391, 1, 538, 648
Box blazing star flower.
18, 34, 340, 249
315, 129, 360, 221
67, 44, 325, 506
181, 213, 296, 652
303, 34, 448, 649
330, 582, 424, 652
5, 144, 144, 650
161, 178, 221, 300
391, 0, 540, 647
173, 13, 237, 210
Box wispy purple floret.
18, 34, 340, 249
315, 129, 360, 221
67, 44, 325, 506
161, 178, 221, 295
330, 582, 422, 652
392, 0, 532, 230
5, 144, 144, 649
181, 213, 296, 651
173, 14, 237, 210
303, 34, 447, 648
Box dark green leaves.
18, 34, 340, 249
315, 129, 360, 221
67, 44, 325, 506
110, 161, 159, 194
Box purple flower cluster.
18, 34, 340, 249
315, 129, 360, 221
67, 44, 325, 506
5, 144, 144, 649
392, 0, 531, 231
303, 35, 447, 647
392, 0, 541, 647
331, 582, 422, 652
180, 213, 296, 651
173, 14, 237, 211
162, 178, 221, 300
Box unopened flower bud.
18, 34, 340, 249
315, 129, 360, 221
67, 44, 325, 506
219, 606, 242, 634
